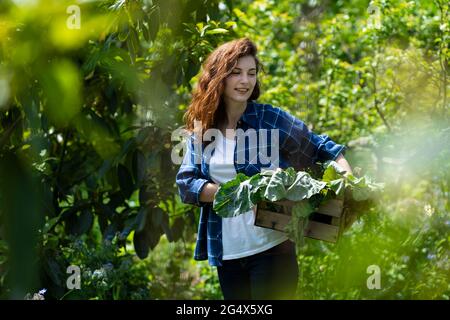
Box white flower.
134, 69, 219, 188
92, 268, 105, 279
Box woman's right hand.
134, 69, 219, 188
199, 183, 220, 203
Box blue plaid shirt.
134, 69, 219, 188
175, 101, 346, 266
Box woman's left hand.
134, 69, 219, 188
335, 153, 353, 177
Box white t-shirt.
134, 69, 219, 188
209, 131, 288, 260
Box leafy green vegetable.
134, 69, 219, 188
322, 160, 347, 181
213, 161, 384, 223
286, 172, 327, 201
213, 161, 384, 251
213, 167, 327, 218
285, 201, 315, 248
264, 168, 295, 201
347, 175, 385, 201
212, 173, 252, 218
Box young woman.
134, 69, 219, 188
176, 38, 352, 300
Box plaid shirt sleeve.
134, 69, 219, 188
175, 135, 210, 207
265, 105, 346, 167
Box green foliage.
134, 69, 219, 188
0, 0, 448, 299
265, 167, 326, 202
0, 0, 238, 299
213, 167, 326, 217
213, 162, 383, 219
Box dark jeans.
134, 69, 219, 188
217, 240, 299, 300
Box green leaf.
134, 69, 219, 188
284, 201, 314, 247
142, 24, 151, 42
264, 168, 296, 201
151, 207, 164, 227
43, 216, 60, 234
349, 176, 384, 201
135, 207, 148, 232
322, 160, 346, 182
248, 173, 270, 204
119, 214, 137, 241
205, 28, 229, 35
117, 164, 134, 199
148, 8, 160, 41
213, 173, 253, 217
139, 185, 152, 206
45, 257, 64, 286
285, 171, 327, 201
160, 212, 172, 243
132, 149, 146, 185
127, 37, 136, 62
65, 209, 94, 236
148, 225, 163, 250
41, 60, 82, 126
133, 228, 150, 259
118, 28, 129, 42
104, 221, 118, 241
292, 201, 314, 219
76, 209, 94, 235
214, 167, 324, 217
328, 178, 346, 197
129, 27, 140, 53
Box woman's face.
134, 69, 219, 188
223, 55, 257, 105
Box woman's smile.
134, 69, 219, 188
235, 88, 249, 94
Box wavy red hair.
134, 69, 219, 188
184, 38, 262, 136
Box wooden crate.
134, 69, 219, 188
254, 199, 345, 243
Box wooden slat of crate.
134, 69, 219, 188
258, 200, 293, 214
260, 199, 343, 217
331, 216, 341, 226
255, 209, 290, 232
317, 199, 344, 217
255, 199, 344, 242
304, 220, 339, 243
